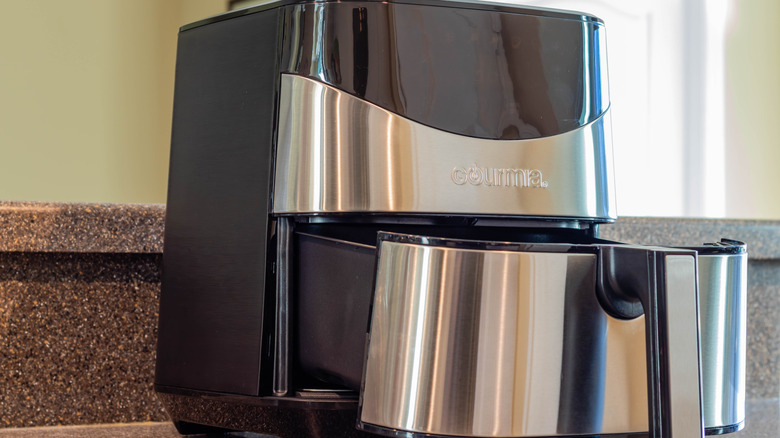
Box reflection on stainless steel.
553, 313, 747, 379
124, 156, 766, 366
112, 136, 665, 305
698, 253, 747, 429
664, 255, 704, 438
360, 240, 648, 436
273, 74, 616, 221
603, 314, 648, 430
358, 237, 745, 436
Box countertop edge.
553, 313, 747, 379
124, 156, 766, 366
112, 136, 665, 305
0, 201, 165, 254
1, 201, 779, 259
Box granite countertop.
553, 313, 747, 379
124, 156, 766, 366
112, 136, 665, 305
0, 202, 777, 437
743, 399, 780, 438
0, 399, 775, 437
0, 202, 168, 430
0, 423, 180, 438
599, 217, 780, 260
0, 422, 272, 437
0, 201, 164, 253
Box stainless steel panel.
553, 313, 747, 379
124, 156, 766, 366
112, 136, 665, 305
664, 255, 704, 437
360, 240, 647, 436
273, 74, 616, 221
698, 252, 747, 428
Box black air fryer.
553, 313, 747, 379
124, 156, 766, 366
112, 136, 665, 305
155, 1, 747, 437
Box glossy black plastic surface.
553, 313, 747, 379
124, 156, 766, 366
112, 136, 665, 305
295, 232, 376, 390
156, 385, 372, 438
199, 0, 603, 32
278, 1, 609, 140
183, 0, 609, 141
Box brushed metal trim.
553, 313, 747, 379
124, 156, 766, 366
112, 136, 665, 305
664, 255, 704, 437
359, 237, 746, 436
273, 74, 616, 221
698, 252, 747, 429
360, 240, 648, 436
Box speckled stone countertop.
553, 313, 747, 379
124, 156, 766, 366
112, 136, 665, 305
0, 401, 775, 437
599, 217, 780, 259
0, 202, 777, 436
0, 202, 166, 428
0, 421, 274, 437
0, 201, 163, 253
0, 422, 180, 437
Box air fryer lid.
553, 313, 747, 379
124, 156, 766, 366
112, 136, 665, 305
270, 0, 616, 221
191, 0, 609, 141
279, 0, 609, 140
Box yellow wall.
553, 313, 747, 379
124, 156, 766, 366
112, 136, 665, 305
724, 0, 780, 219
1, 0, 778, 218
0, 0, 225, 203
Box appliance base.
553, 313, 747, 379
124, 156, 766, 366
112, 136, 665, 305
359, 422, 744, 438
156, 385, 744, 438
360, 422, 647, 438
155, 385, 371, 438
705, 422, 745, 435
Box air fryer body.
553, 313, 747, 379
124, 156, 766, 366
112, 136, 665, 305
157, 0, 612, 397
154, 1, 745, 437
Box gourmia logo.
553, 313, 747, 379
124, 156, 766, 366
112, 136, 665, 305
450, 165, 548, 188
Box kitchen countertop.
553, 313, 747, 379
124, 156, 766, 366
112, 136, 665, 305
0, 202, 777, 436
0, 423, 180, 438
742, 398, 780, 438
0, 399, 775, 437
0, 201, 163, 254
0, 422, 273, 437
0, 202, 168, 428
